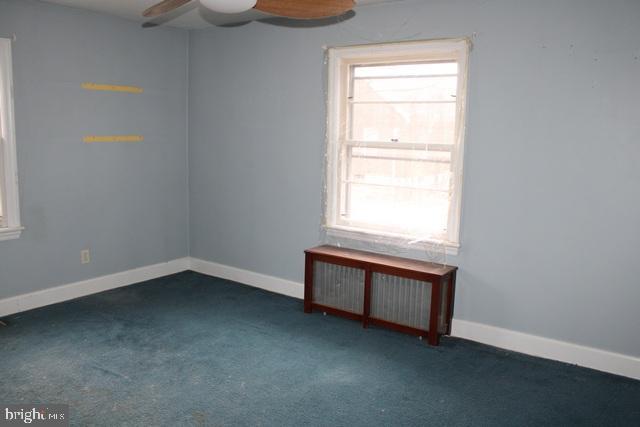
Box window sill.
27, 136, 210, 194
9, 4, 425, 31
0, 226, 24, 241
324, 225, 459, 256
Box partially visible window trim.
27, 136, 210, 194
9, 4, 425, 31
324, 38, 471, 250
0, 226, 23, 241
0, 37, 22, 240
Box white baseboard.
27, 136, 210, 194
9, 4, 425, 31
0, 258, 190, 318
451, 319, 640, 380
189, 257, 304, 299
190, 257, 640, 380
2, 255, 638, 381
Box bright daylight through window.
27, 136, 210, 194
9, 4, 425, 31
325, 39, 469, 251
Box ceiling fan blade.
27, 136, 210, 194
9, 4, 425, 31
254, 0, 355, 19
143, 0, 194, 18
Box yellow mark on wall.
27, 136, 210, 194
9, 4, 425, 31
83, 135, 144, 143
81, 82, 143, 94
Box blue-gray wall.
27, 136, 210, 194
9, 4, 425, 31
1, 0, 638, 360
189, 0, 640, 357
0, 0, 189, 299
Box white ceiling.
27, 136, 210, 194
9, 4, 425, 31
39, 0, 401, 29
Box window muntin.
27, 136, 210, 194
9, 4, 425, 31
325, 40, 469, 248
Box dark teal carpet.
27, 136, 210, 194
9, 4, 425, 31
1, 271, 639, 426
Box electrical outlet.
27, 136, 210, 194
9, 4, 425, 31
81, 249, 91, 265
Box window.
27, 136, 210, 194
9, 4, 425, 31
324, 39, 470, 252
0, 38, 22, 241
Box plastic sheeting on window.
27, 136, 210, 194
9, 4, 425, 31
320, 38, 472, 266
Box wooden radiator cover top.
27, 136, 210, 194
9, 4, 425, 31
305, 245, 457, 277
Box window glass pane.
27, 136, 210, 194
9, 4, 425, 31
345, 185, 449, 238
353, 76, 457, 103
348, 156, 451, 192
351, 102, 456, 144
353, 62, 458, 78
351, 147, 451, 163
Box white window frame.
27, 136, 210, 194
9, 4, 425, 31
324, 39, 470, 255
0, 37, 22, 241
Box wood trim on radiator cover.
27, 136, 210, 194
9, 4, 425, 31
304, 245, 458, 346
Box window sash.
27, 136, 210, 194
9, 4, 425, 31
342, 63, 456, 235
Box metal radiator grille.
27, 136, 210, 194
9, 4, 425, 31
371, 273, 431, 330
313, 262, 365, 314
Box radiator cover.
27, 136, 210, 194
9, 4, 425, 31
312, 262, 451, 334
305, 245, 458, 345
